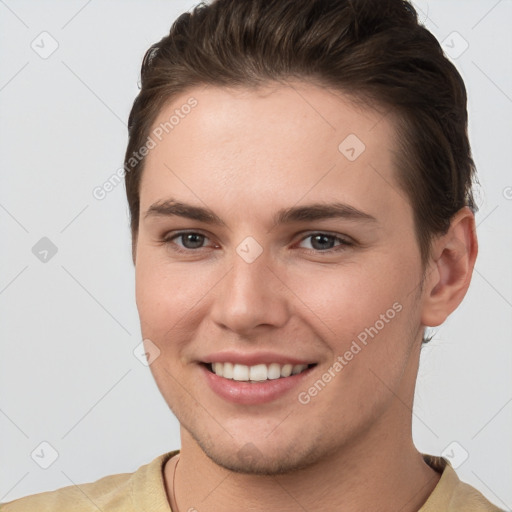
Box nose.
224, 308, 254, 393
209, 248, 290, 336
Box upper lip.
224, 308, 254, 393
201, 351, 316, 366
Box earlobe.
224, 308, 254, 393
420, 207, 478, 328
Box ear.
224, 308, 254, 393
420, 206, 478, 328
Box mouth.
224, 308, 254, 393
203, 361, 316, 382
200, 359, 318, 405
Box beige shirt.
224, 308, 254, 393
1, 451, 504, 511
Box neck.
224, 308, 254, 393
165, 417, 440, 512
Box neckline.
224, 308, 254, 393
136, 451, 452, 512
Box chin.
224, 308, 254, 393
188, 425, 323, 476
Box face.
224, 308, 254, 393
135, 82, 427, 475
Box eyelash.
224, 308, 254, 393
161, 231, 353, 255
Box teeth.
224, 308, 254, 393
212, 362, 223, 377
280, 364, 293, 377
249, 364, 268, 381
233, 364, 249, 381
292, 364, 307, 375
223, 362, 234, 379
267, 363, 281, 380
210, 362, 311, 381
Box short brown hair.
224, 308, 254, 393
124, 0, 478, 340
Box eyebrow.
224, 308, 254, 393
144, 199, 378, 228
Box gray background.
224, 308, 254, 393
1, 0, 511, 508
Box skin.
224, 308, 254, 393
134, 82, 478, 512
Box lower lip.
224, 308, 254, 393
201, 364, 315, 405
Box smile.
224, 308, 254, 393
207, 362, 315, 382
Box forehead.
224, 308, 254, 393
140, 81, 408, 228
147, 81, 395, 162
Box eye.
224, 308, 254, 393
162, 231, 353, 255
163, 231, 213, 252
297, 233, 353, 253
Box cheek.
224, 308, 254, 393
293, 268, 416, 411
135, 249, 180, 338
134, 249, 216, 351
288, 260, 404, 332
287, 255, 418, 385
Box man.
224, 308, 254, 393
2, 0, 504, 510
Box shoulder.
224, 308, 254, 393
1, 472, 133, 512
420, 454, 505, 512
0, 451, 177, 512
449, 477, 505, 512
